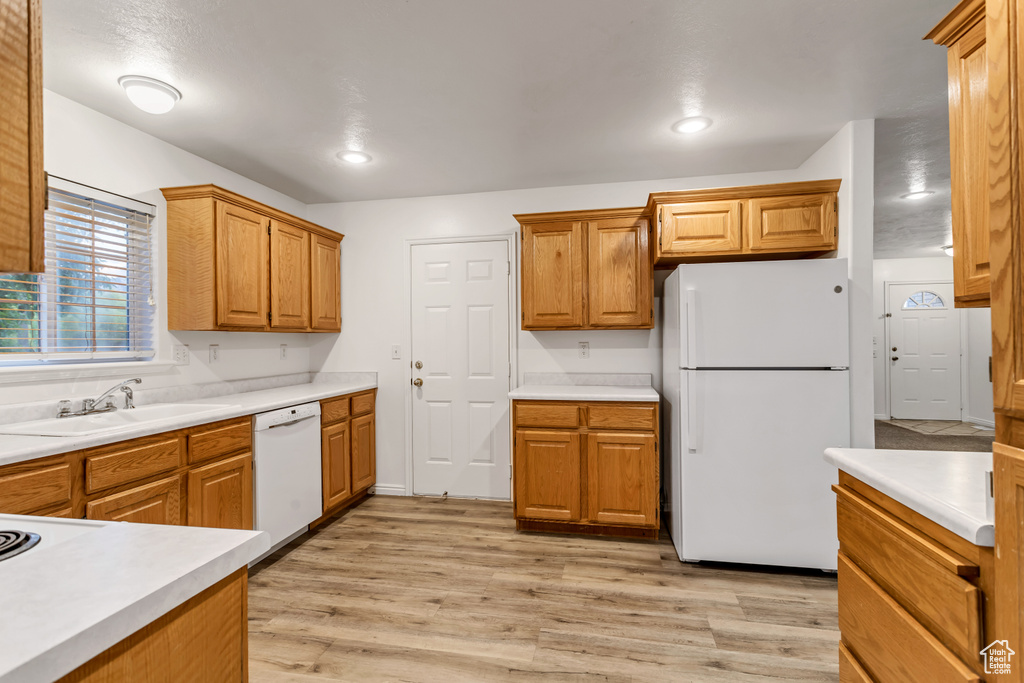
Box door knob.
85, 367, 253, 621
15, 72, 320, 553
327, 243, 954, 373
891, 356, 899, 361
892, 347, 897, 352
415, 361, 423, 369
413, 378, 423, 387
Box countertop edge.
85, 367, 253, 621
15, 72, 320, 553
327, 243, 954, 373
824, 448, 994, 547
508, 385, 660, 402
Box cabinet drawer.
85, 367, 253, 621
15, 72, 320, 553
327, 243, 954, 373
0, 457, 72, 514
514, 402, 580, 429
836, 486, 982, 660
838, 553, 980, 683
85, 436, 182, 494
188, 418, 251, 464
86, 475, 183, 525
351, 391, 375, 416
587, 404, 656, 431
322, 396, 350, 424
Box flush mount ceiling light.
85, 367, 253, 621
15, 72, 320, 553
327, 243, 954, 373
337, 150, 372, 164
943, 245, 954, 257
900, 190, 934, 200
117, 75, 181, 114
672, 116, 713, 134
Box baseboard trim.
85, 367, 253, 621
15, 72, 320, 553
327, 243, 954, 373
372, 484, 408, 496
874, 413, 888, 421
965, 417, 995, 428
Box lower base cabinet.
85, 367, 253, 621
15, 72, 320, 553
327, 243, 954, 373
512, 400, 659, 537
57, 569, 248, 682
187, 453, 253, 530
86, 475, 183, 525
351, 412, 376, 492
322, 420, 352, 509
320, 389, 377, 515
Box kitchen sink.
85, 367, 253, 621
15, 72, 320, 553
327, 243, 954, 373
0, 403, 239, 437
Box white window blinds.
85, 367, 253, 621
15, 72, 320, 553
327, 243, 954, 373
0, 177, 156, 363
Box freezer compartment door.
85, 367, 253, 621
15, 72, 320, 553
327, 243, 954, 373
678, 259, 849, 368
680, 369, 849, 570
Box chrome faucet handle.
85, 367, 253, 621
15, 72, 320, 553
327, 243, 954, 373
81, 398, 95, 411
57, 400, 72, 418
120, 385, 135, 409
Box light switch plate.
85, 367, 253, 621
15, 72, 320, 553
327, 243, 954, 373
391, 344, 401, 360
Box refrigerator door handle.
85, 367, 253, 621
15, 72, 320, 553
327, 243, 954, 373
687, 373, 699, 453
685, 288, 697, 369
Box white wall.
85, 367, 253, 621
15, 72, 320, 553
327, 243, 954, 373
871, 256, 994, 425
308, 120, 876, 494
0, 91, 322, 405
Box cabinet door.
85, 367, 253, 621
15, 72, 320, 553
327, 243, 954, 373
269, 220, 310, 329
322, 420, 352, 510
658, 201, 742, 256
187, 453, 253, 530
86, 475, 183, 525
0, 0, 44, 274
311, 234, 342, 331
513, 429, 581, 521
948, 20, 991, 306
586, 432, 657, 527
586, 216, 651, 327
996, 443, 1024, 683
351, 413, 376, 493
215, 201, 269, 328
747, 193, 837, 252
521, 221, 584, 329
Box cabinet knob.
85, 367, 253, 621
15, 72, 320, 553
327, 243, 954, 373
413, 378, 423, 387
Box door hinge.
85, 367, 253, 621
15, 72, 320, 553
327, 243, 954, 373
507, 261, 511, 275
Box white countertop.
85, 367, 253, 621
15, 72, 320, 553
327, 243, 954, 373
824, 448, 994, 546
509, 384, 660, 402
0, 515, 269, 683
0, 378, 376, 468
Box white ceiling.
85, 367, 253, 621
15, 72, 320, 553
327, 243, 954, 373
42, 0, 955, 257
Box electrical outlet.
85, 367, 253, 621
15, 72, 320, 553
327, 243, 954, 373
391, 344, 401, 360
209, 344, 220, 364
280, 344, 287, 360
578, 341, 590, 359
173, 345, 189, 365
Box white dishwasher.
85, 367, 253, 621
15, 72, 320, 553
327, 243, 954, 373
253, 402, 322, 552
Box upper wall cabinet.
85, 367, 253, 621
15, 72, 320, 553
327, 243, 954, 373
517, 208, 652, 331
645, 180, 841, 266
162, 185, 343, 332
0, 0, 44, 274
927, 0, 990, 308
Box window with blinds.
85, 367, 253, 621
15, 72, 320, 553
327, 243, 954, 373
0, 178, 155, 364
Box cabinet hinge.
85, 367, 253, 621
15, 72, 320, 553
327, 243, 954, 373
268, 226, 271, 235
267, 311, 272, 323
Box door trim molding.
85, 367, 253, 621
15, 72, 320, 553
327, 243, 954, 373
883, 279, 960, 420
403, 233, 518, 498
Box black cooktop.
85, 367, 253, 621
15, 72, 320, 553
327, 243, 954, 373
0, 530, 40, 562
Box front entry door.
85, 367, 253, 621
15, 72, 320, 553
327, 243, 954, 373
411, 241, 511, 498
888, 281, 961, 420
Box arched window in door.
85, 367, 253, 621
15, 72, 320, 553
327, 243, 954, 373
901, 290, 946, 309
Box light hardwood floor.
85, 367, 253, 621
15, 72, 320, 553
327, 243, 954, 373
248, 496, 839, 682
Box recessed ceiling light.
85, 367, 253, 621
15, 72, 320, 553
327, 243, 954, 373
900, 190, 934, 200
672, 116, 713, 134
943, 245, 954, 257
338, 150, 372, 164
117, 75, 181, 115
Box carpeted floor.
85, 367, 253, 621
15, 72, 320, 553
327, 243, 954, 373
874, 420, 993, 452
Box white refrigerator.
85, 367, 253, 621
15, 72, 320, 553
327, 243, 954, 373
662, 259, 850, 571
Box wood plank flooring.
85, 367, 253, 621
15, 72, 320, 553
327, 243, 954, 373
248, 496, 839, 682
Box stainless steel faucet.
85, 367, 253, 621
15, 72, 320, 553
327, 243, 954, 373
57, 378, 142, 418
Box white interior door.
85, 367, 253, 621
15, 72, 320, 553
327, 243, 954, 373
411, 241, 511, 498
888, 282, 961, 420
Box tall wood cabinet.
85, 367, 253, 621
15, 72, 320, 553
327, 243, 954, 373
512, 400, 659, 537
928, 0, 991, 307
162, 185, 343, 332
0, 0, 44, 274
517, 208, 652, 330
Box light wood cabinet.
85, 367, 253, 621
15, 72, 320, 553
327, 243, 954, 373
834, 473, 994, 681
928, 0, 990, 307
186, 453, 253, 530
995, 442, 1024, 683
318, 389, 377, 516
269, 220, 311, 330
512, 400, 659, 537
0, 0, 44, 274
646, 180, 840, 266
86, 475, 183, 525
0, 454, 71, 515
517, 209, 651, 330
163, 184, 343, 332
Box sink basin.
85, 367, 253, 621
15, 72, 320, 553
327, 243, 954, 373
0, 403, 239, 437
